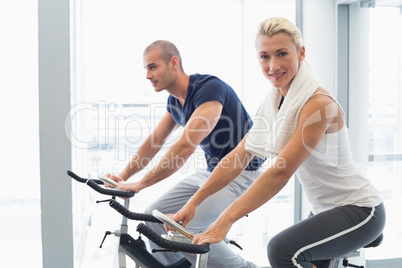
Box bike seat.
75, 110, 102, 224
364, 233, 383, 248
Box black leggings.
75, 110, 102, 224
267, 203, 386, 268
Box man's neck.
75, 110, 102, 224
169, 73, 190, 106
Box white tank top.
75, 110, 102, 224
295, 93, 382, 214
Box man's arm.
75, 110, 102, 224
119, 100, 223, 193
115, 111, 178, 181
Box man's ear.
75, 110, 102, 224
170, 56, 180, 70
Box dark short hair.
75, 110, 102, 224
143, 40, 184, 71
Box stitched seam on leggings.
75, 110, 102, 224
291, 207, 376, 267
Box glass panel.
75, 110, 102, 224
0, 0, 41, 267
367, 6, 402, 260
70, 1, 295, 267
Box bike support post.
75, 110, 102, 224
118, 199, 130, 268
195, 253, 208, 268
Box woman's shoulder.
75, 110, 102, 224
300, 87, 334, 112
303, 88, 338, 110
300, 87, 344, 133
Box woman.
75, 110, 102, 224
170, 17, 385, 267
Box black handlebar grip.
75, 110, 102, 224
109, 200, 161, 223
136, 223, 210, 254
86, 179, 135, 198
67, 170, 103, 185
67, 170, 88, 183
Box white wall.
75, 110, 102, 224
303, 0, 336, 93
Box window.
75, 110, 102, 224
0, 1, 41, 267
70, 1, 295, 267
366, 6, 402, 261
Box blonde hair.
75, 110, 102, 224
256, 17, 303, 51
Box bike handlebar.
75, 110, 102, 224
67, 170, 103, 184
136, 223, 210, 254
109, 199, 161, 223
67, 170, 135, 198
68, 170, 209, 256
86, 179, 135, 198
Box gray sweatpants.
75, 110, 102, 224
144, 168, 262, 268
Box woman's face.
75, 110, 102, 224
256, 32, 305, 94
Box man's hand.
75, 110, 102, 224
103, 174, 124, 188
173, 202, 198, 227
163, 202, 197, 233
105, 174, 142, 194
116, 180, 142, 194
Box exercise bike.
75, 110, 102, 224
67, 170, 210, 268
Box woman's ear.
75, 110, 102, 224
299, 46, 306, 62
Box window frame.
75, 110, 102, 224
336, 0, 402, 266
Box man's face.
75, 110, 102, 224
143, 48, 175, 92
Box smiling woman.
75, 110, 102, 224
70, 0, 296, 267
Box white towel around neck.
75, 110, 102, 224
245, 61, 320, 159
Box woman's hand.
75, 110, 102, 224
192, 215, 233, 245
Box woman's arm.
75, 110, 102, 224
171, 135, 255, 227
192, 92, 344, 244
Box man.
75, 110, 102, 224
108, 40, 263, 268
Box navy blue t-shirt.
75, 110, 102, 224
167, 74, 264, 171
